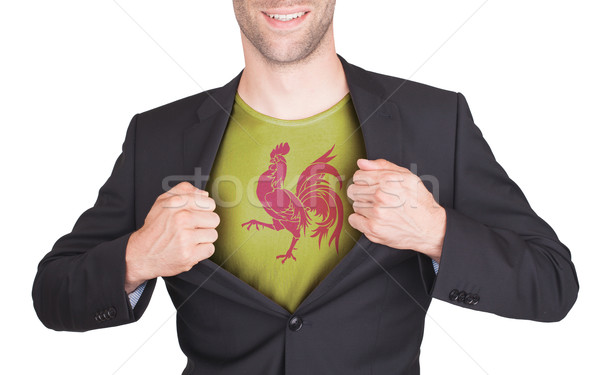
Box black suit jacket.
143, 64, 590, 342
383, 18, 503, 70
32, 54, 579, 374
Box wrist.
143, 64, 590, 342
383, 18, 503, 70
124, 231, 150, 294
420, 207, 446, 263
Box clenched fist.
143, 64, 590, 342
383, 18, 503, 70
347, 158, 446, 263
124, 182, 220, 293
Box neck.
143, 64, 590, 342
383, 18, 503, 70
236, 31, 349, 120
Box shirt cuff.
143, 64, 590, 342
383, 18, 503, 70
128, 281, 147, 309
432, 259, 439, 275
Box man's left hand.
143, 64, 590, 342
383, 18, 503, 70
347, 158, 446, 263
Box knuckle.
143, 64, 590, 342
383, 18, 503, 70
356, 200, 371, 210
402, 172, 416, 184
382, 172, 399, 182
200, 243, 215, 258
364, 220, 375, 234
167, 194, 187, 208
188, 249, 200, 264
183, 258, 196, 272
179, 259, 191, 273
393, 164, 409, 173
367, 221, 380, 237
178, 251, 192, 270
207, 243, 216, 256
373, 188, 387, 202
382, 194, 396, 207
194, 196, 216, 211
176, 181, 195, 191
165, 182, 190, 196
413, 176, 425, 189
179, 247, 191, 262
173, 210, 191, 226
161, 182, 196, 202
405, 172, 420, 185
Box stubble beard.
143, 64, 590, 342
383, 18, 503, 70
234, 2, 335, 68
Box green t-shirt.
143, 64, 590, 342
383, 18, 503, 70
206, 91, 367, 313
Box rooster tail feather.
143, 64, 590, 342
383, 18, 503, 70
306, 188, 344, 253
295, 145, 344, 252
296, 145, 342, 199
313, 144, 336, 164
329, 194, 344, 253
300, 207, 311, 235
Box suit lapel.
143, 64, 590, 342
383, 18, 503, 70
182, 70, 243, 188
179, 54, 414, 316
338, 54, 405, 163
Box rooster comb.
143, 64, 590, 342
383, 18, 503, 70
270, 142, 290, 158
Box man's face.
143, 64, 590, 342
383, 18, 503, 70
232, 0, 336, 65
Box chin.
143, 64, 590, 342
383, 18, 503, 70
262, 44, 315, 65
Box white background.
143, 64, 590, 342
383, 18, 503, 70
1, 1, 598, 374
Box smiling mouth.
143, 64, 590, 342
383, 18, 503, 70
264, 11, 307, 21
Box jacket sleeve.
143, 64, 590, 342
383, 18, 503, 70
421, 92, 579, 322
32, 114, 156, 332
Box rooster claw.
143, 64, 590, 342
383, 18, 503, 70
276, 248, 297, 264
241, 220, 262, 231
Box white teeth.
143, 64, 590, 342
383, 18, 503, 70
267, 11, 306, 21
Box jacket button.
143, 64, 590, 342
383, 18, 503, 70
102, 311, 109, 320
107, 307, 117, 319
465, 294, 474, 305
458, 291, 467, 303
288, 316, 303, 332
449, 289, 459, 301
472, 294, 480, 305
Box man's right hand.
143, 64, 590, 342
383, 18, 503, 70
124, 182, 220, 293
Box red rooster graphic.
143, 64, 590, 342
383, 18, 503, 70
241, 142, 344, 264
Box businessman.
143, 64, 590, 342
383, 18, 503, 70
32, 1, 579, 374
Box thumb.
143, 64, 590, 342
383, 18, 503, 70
357, 158, 404, 171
